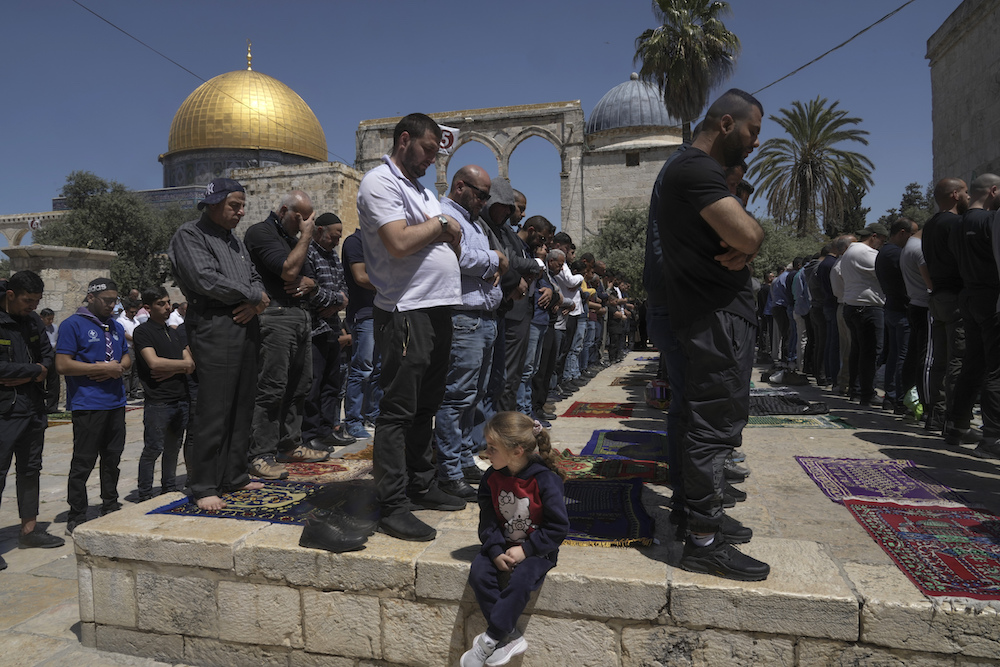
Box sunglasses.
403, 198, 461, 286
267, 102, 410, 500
462, 181, 490, 202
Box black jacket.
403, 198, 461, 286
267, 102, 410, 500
0, 309, 53, 416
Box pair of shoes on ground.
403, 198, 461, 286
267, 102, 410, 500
378, 486, 468, 541
680, 533, 770, 581
66, 517, 86, 535
672, 510, 752, 544
18, 528, 65, 549
343, 423, 373, 440
438, 478, 477, 500
277, 445, 330, 464
463, 465, 484, 483
944, 424, 983, 447
298, 507, 374, 553
250, 456, 289, 480
461, 631, 529, 667
724, 459, 749, 482
972, 439, 1000, 460
321, 429, 356, 448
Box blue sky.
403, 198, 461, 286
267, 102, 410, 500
1, 0, 960, 248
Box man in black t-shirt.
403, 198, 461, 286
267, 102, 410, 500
922, 178, 969, 431
656, 89, 769, 582
133, 286, 195, 501
947, 173, 1000, 457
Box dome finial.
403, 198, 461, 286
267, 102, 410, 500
630, 72, 639, 80
247, 40, 252, 71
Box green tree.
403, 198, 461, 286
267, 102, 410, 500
878, 182, 934, 226
751, 217, 826, 280
580, 206, 648, 299
34, 171, 193, 290
831, 181, 870, 238
634, 0, 740, 141
748, 97, 874, 237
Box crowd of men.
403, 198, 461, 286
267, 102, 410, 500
756, 174, 1000, 464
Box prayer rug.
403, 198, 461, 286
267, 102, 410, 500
844, 499, 1000, 600
746, 415, 853, 429
749, 395, 829, 416
147, 480, 319, 525
563, 479, 655, 547
749, 388, 801, 397
341, 444, 374, 460
582, 429, 669, 461
796, 457, 963, 504
611, 375, 655, 386
633, 356, 660, 362
553, 451, 669, 484
284, 459, 373, 484
562, 402, 634, 418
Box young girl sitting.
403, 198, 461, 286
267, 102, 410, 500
460, 412, 569, 667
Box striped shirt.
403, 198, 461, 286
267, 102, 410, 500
307, 240, 346, 336
168, 214, 264, 309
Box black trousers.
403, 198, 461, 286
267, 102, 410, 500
45, 371, 60, 412
186, 310, 259, 499
302, 330, 342, 443
902, 304, 930, 406
500, 316, 530, 412
951, 291, 1000, 437
771, 306, 790, 362
810, 306, 826, 381
373, 307, 452, 514
0, 413, 46, 518
674, 311, 755, 533
67, 407, 125, 521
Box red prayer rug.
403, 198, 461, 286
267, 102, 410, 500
284, 459, 372, 484
552, 450, 669, 484
844, 499, 1000, 600
562, 402, 634, 418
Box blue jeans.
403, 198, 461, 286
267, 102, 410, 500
563, 315, 586, 381
884, 309, 910, 401
433, 313, 498, 481
646, 304, 686, 506
138, 401, 189, 494
344, 317, 382, 430
581, 319, 596, 369
518, 321, 547, 415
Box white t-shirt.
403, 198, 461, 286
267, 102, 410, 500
116, 314, 139, 339
357, 156, 461, 312
900, 235, 929, 308
166, 311, 185, 328
840, 242, 885, 307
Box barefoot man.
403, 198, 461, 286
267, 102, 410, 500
168, 178, 268, 510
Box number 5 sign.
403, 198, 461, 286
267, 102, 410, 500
438, 125, 460, 155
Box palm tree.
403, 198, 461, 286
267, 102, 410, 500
748, 97, 874, 237
633, 0, 740, 141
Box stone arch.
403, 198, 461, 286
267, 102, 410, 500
356, 101, 586, 240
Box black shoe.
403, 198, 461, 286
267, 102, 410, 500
571, 377, 588, 388
680, 535, 770, 581
882, 397, 896, 411
438, 478, 477, 500
724, 460, 749, 482
0, 554, 5, 570
723, 492, 737, 508
925, 405, 945, 433
18, 529, 66, 549
463, 466, 484, 483
719, 514, 752, 544
66, 518, 85, 535
409, 485, 466, 511
309, 438, 337, 453
378, 510, 436, 541
972, 439, 1000, 460
546, 393, 561, 403
537, 410, 557, 421
944, 424, 982, 446
299, 508, 370, 552
725, 483, 747, 502
323, 430, 357, 447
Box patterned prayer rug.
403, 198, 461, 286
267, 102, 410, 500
749, 388, 801, 397
611, 376, 655, 386
563, 479, 655, 547
746, 415, 853, 428
341, 444, 374, 460
749, 395, 829, 416
147, 480, 319, 525
284, 459, 373, 484
582, 429, 669, 461
844, 499, 1000, 600
796, 457, 963, 504
562, 402, 635, 418
553, 451, 669, 484
632, 356, 660, 362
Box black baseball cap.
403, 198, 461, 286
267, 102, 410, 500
198, 178, 246, 210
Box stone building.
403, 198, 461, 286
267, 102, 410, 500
926, 0, 1000, 184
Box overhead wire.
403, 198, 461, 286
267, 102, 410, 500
70, 0, 351, 165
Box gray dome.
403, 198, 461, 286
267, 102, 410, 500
586, 73, 680, 134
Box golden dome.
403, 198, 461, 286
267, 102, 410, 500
165, 68, 327, 162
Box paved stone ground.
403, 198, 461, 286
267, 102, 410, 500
2, 351, 999, 666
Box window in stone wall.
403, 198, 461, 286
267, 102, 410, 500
626, 152, 640, 167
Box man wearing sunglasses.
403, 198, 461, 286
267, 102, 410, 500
55, 278, 131, 534
433, 165, 508, 500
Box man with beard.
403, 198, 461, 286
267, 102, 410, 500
433, 165, 507, 500
922, 178, 970, 432
657, 89, 769, 581
358, 113, 465, 541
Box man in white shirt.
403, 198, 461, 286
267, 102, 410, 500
357, 113, 465, 541
166, 302, 186, 329
116, 299, 142, 400
840, 223, 888, 407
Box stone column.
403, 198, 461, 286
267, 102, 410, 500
561, 143, 585, 241
4, 245, 117, 326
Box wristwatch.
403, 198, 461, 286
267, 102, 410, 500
437, 215, 449, 232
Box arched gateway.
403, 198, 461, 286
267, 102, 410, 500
356, 102, 587, 240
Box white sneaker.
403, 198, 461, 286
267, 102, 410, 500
486, 633, 528, 665
460, 632, 498, 667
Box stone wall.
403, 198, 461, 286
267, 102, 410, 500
927, 0, 1000, 184
582, 143, 678, 233
231, 161, 363, 239
75, 500, 1000, 667
4, 245, 117, 324
0, 210, 69, 247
